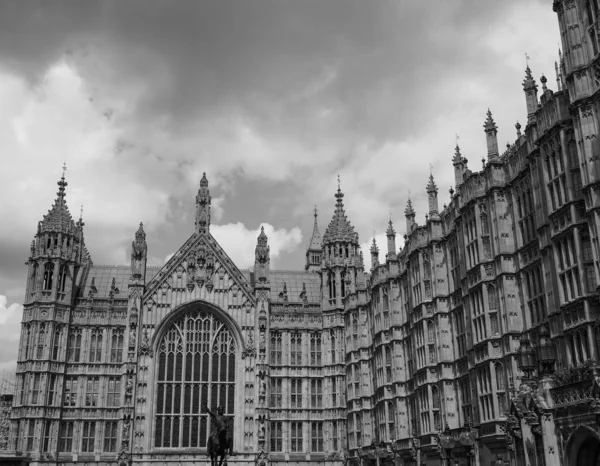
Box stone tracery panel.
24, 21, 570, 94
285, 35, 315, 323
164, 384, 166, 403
154, 309, 236, 449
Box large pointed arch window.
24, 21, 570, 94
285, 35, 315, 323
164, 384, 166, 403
155, 309, 236, 449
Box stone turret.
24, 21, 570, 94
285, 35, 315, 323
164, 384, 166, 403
305, 207, 322, 272
426, 174, 439, 219
523, 66, 539, 124
405, 198, 416, 234
386, 220, 397, 262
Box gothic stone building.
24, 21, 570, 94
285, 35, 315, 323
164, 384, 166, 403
8, 1, 600, 465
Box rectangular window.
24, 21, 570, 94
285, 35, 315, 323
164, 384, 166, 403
270, 332, 282, 365
270, 421, 283, 452
291, 333, 302, 366
64, 377, 78, 407
81, 421, 96, 453
291, 422, 303, 452
311, 422, 324, 452
270, 378, 282, 408
291, 379, 302, 408
85, 377, 100, 407
310, 333, 322, 365
311, 379, 322, 408
107, 377, 121, 407
110, 329, 124, 363
103, 421, 118, 453
58, 421, 74, 452
31, 374, 41, 405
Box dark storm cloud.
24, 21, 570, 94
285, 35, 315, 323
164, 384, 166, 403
0, 0, 540, 146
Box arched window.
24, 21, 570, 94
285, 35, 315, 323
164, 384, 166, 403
23, 325, 31, 360
30, 264, 38, 294
52, 327, 61, 360
495, 363, 505, 391
57, 265, 68, 294
89, 329, 103, 363
155, 309, 236, 449
427, 321, 435, 344
340, 271, 346, 298
431, 385, 440, 410
111, 330, 124, 363
67, 329, 82, 362
487, 285, 499, 311
387, 401, 396, 441
36, 324, 46, 359
331, 332, 336, 364
575, 331, 585, 363
43, 263, 54, 290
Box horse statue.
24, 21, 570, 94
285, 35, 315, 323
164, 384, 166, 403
203, 404, 232, 466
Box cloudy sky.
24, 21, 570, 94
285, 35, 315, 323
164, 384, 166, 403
0, 0, 560, 374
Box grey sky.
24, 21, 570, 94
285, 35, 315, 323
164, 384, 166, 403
0, 0, 559, 370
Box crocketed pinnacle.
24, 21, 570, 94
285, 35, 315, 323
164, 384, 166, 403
483, 109, 497, 132
386, 219, 396, 237
404, 198, 415, 217
39, 171, 77, 235
452, 144, 462, 165
523, 66, 538, 91
426, 173, 438, 194
307, 206, 322, 251
370, 237, 379, 254
322, 179, 358, 246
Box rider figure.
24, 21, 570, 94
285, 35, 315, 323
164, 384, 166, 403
204, 404, 232, 452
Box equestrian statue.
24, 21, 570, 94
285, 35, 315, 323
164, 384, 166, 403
203, 403, 232, 466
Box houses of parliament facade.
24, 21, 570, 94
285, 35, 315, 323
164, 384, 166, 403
5, 0, 600, 465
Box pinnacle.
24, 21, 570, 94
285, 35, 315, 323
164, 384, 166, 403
307, 207, 322, 251
484, 109, 498, 131
426, 173, 438, 193
200, 172, 209, 188
370, 237, 379, 254
452, 144, 462, 164
386, 219, 396, 237
404, 198, 415, 217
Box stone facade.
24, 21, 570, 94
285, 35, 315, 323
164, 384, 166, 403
8, 1, 600, 465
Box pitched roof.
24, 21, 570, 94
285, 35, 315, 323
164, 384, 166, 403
81, 265, 161, 298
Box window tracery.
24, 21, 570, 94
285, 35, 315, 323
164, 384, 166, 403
154, 309, 236, 449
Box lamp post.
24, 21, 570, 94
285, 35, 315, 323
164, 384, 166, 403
516, 333, 537, 384
437, 422, 456, 466
458, 419, 477, 466
536, 323, 557, 377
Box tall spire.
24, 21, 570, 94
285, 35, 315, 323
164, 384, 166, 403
40, 165, 76, 234
306, 206, 323, 272
57, 162, 68, 201
195, 172, 212, 234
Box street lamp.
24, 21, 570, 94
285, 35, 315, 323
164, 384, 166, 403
536, 323, 557, 377
516, 333, 537, 381
438, 422, 456, 466
458, 419, 477, 466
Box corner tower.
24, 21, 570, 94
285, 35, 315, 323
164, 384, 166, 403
16, 166, 91, 456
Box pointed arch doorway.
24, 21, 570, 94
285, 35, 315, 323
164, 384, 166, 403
566, 426, 600, 466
